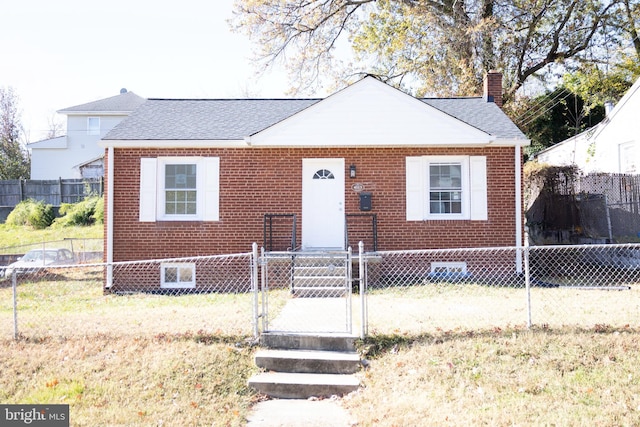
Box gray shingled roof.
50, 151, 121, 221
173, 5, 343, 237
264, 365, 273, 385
58, 91, 146, 114
104, 96, 526, 141
422, 98, 526, 140
104, 99, 320, 140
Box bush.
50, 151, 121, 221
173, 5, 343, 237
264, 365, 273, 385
54, 196, 104, 227
5, 199, 55, 229
92, 196, 104, 224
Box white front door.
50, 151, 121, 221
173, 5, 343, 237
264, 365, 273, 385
302, 158, 345, 250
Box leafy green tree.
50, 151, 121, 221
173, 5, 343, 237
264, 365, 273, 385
564, 61, 639, 113
0, 87, 30, 179
509, 87, 605, 158
508, 58, 638, 157
232, 0, 634, 101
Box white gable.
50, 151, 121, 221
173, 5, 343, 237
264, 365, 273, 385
591, 77, 640, 173
249, 77, 493, 147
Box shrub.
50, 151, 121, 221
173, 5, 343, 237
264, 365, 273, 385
5, 199, 55, 229
54, 196, 104, 227
92, 196, 104, 224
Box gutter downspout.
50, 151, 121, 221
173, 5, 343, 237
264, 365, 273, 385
515, 144, 523, 273
106, 146, 114, 288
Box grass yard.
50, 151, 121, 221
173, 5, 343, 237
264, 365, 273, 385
3, 272, 640, 425
346, 326, 640, 426
0, 224, 103, 252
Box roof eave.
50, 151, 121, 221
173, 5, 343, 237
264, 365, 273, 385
99, 139, 250, 149
486, 138, 531, 147
100, 137, 529, 149
57, 110, 136, 116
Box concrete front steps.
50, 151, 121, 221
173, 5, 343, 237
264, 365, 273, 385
292, 254, 350, 298
248, 333, 361, 399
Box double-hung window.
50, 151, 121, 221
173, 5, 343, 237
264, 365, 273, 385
406, 155, 487, 221
429, 163, 463, 215
139, 157, 220, 222
164, 163, 197, 216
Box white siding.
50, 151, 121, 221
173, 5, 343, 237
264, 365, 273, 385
593, 79, 640, 173
251, 77, 493, 147
30, 114, 128, 179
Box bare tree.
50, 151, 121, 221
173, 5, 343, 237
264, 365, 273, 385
46, 113, 65, 139
0, 87, 30, 179
232, 0, 635, 102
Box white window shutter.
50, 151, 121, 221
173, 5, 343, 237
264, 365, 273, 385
203, 157, 220, 221
469, 156, 488, 220
139, 158, 157, 222
406, 157, 424, 221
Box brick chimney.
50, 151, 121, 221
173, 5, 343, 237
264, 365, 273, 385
483, 70, 503, 108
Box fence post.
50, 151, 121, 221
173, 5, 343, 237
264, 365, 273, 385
261, 246, 268, 333
12, 271, 18, 339
251, 242, 259, 339
359, 241, 367, 339
523, 244, 532, 328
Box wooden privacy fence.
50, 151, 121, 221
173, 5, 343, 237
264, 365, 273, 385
0, 178, 103, 207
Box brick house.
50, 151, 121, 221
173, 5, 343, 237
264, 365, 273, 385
100, 73, 528, 291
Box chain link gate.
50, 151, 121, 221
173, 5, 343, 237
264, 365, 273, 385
257, 246, 358, 335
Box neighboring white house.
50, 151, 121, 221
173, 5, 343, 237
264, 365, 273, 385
535, 76, 640, 174
28, 89, 145, 179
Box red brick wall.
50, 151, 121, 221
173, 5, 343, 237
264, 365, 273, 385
483, 71, 503, 108
108, 146, 519, 261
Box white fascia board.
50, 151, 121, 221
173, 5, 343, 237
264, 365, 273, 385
592, 77, 640, 140
59, 111, 133, 116
591, 76, 640, 141
99, 139, 249, 149
27, 136, 68, 149
99, 137, 529, 149
486, 138, 531, 147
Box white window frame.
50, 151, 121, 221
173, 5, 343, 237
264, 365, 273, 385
158, 158, 202, 221
618, 141, 637, 173
426, 157, 469, 220
87, 117, 100, 135
160, 263, 196, 289
139, 157, 220, 222
429, 262, 469, 280
430, 262, 467, 274
406, 155, 487, 221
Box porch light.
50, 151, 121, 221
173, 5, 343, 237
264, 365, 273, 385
349, 164, 356, 178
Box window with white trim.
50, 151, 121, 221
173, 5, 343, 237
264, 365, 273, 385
164, 163, 197, 215
87, 117, 100, 135
406, 155, 487, 221
161, 263, 196, 288
429, 163, 463, 214
429, 262, 469, 280
139, 157, 220, 222
619, 141, 637, 173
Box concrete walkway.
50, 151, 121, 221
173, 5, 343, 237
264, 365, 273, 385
246, 399, 355, 426
268, 296, 362, 334
247, 297, 362, 425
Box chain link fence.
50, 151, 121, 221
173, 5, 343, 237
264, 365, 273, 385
260, 250, 354, 334
2, 243, 640, 340
0, 238, 103, 269
0, 251, 257, 340
364, 244, 640, 334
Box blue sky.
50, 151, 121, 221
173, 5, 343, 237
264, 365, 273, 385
2, 0, 290, 141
